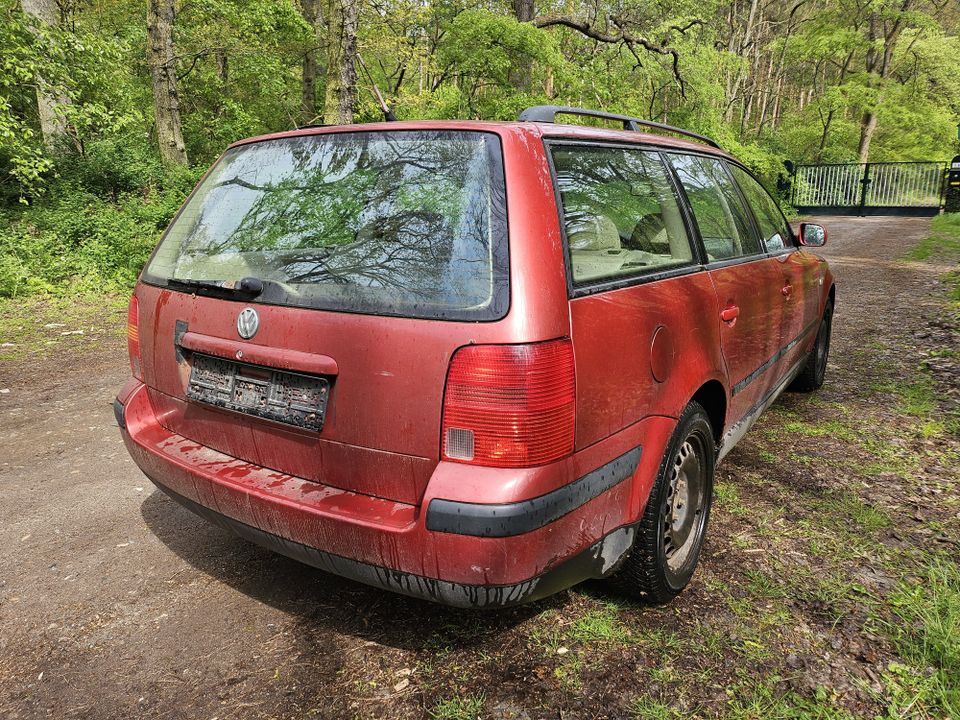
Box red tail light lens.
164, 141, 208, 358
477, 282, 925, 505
441, 339, 576, 467
127, 294, 142, 380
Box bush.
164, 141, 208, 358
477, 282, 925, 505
0, 132, 203, 299
55, 137, 171, 198
0, 173, 196, 298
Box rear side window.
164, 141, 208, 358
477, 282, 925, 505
549, 145, 695, 286
143, 131, 509, 321
668, 154, 762, 261
729, 165, 794, 252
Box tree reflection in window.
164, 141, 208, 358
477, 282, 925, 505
147, 131, 508, 320
668, 154, 761, 260
550, 145, 695, 285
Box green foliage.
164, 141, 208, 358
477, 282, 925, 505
0, 6, 59, 197
880, 558, 960, 717
0, 0, 958, 300
0, 171, 196, 297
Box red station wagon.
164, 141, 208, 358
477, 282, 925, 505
116, 106, 834, 608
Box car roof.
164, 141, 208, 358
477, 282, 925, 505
227, 120, 734, 160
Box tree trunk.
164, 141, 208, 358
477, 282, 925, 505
856, 8, 905, 163
215, 49, 228, 84
724, 0, 759, 124
510, 0, 535, 91
21, 0, 70, 151
147, 0, 188, 165
300, 0, 321, 124
323, 0, 360, 125
856, 112, 878, 163
818, 51, 854, 160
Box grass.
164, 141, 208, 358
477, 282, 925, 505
905, 213, 960, 261
629, 697, 682, 719
907, 214, 960, 340
715, 481, 749, 515
869, 375, 937, 418
878, 558, 960, 717
945, 270, 960, 308
0, 292, 126, 363
725, 682, 856, 719
782, 419, 858, 442
428, 693, 486, 720
568, 602, 626, 643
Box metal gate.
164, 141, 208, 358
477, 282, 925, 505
791, 161, 947, 216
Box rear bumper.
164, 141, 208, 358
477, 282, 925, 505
153, 481, 636, 608
117, 381, 669, 607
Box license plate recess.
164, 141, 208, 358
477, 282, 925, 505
186, 353, 329, 431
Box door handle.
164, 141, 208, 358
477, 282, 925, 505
720, 305, 740, 322
781, 284, 793, 297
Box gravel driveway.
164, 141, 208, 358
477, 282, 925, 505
1, 216, 957, 719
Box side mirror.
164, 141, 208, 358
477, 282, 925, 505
798, 222, 827, 247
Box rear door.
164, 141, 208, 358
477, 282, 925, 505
666, 153, 783, 426
729, 165, 821, 371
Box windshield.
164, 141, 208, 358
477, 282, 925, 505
143, 131, 509, 320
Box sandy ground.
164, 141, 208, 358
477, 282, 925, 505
0, 216, 956, 719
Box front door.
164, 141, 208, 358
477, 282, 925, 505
667, 153, 783, 427
729, 164, 821, 374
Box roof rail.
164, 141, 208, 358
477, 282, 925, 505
518, 105, 721, 149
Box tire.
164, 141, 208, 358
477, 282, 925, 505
790, 300, 833, 392
614, 401, 715, 604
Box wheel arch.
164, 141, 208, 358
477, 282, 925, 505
690, 380, 727, 444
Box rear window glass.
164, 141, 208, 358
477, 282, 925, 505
143, 131, 509, 321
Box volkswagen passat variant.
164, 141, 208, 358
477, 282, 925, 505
116, 106, 834, 608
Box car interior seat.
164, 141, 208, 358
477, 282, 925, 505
567, 214, 622, 253
631, 213, 670, 254
568, 214, 632, 281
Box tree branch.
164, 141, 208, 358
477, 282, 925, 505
532, 14, 692, 96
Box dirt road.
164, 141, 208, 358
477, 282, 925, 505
1, 217, 957, 719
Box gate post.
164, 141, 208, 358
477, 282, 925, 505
946, 156, 960, 214
858, 163, 871, 217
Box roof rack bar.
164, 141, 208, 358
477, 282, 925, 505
518, 105, 721, 149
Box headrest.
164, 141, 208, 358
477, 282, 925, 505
567, 215, 621, 252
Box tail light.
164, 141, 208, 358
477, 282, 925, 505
441, 339, 576, 468
127, 294, 142, 380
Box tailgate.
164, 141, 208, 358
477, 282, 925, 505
139, 285, 463, 505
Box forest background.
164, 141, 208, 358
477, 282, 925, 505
2, 0, 959, 299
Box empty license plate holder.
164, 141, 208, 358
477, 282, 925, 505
186, 353, 329, 431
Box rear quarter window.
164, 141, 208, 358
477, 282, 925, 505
143, 131, 509, 321
549, 144, 696, 286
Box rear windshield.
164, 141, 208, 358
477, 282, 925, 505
143, 131, 509, 321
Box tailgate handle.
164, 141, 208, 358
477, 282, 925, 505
720, 305, 740, 323
179, 331, 338, 376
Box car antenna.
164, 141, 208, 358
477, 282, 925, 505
357, 55, 396, 121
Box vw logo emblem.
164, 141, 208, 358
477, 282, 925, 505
236, 307, 259, 339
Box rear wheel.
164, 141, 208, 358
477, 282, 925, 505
614, 401, 715, 604
790, 300, 833, 392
